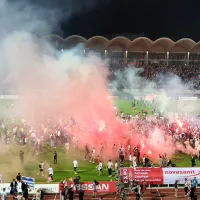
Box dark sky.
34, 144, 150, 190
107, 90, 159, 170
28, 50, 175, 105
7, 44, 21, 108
55, 0, 200, 41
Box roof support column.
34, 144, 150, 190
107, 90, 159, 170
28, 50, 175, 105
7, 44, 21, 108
187, 52, 190, 66
145, 51, 148, 65
105, 50, 107, 58
125, 51, 128, 64
167, 52, 169, 66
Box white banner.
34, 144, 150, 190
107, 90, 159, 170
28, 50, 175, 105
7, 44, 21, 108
163, 168, 200, 184
0, 183, 59, 194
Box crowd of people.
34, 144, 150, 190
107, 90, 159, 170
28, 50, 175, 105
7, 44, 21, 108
0, 173, 44, 200
108, 62, 200, 89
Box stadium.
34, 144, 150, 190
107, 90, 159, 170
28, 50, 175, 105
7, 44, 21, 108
1, 34, 200, 200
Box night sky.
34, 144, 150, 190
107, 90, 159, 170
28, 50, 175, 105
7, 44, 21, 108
57, 0, 200, 41
31, 0, 200, 41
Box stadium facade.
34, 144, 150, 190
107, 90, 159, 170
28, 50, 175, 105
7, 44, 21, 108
46, 35, 200, 66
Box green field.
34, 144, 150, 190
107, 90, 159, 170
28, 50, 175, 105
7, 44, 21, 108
0, 98, 199, 183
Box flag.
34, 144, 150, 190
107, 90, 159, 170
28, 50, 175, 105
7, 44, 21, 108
22, 176, 35, 189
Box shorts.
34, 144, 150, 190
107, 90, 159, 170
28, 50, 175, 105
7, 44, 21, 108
94, 189, 97, 192
40, 169, 43, 172
74, 167, 77, 171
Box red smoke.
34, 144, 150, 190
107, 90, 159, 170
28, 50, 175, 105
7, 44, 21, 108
2, 34, 197, 162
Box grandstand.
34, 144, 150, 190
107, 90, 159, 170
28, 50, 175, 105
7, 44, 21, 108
45, 35, 200, 66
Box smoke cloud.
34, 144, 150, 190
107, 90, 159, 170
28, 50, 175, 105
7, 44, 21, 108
0, 0, 197, 171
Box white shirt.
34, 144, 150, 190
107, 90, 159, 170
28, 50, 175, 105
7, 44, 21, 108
115, 162, 118, 170
132, 156, 137, 162
40, 162, 44, 169
73, 160, 78, 168
107, 161, 113, 169
48, 167, 53, 175
185, 180, 191, 188
1, 192, 7, 200
98, 162, 103, 170
133, 161, 137, 168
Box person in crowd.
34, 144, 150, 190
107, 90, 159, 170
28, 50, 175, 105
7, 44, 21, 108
90, 147, 96, 163
115, 161, 118, 170
19, 151, 24, 166
73, 159, 78, 175
68, 187, 74, 200
37, 161, 45, 176
92, 180, 99, 198
61, 186, 68, 200
174, 180, 178, 198
10, 179, 18, 195
23, 184, 29, 200
144, 155, 150, 167
191, 155, 196, 167
129, 153, 132, 167
40, 188, 44, 200
158, 155, 163, 168
47, 165, 54, 183
78, 189, 84, 200
115, 180, 121, 197
192, 177, 198, 192
189, 185, 195, 200
98, 160, 103, 176
184, 178, 190, 197
121, 189, 126, 200
107, 159, 113, 177
135, 184, 140, 200
54, 151, 57, 164
1, 188, 7, 200
16, 173, 21, 182
84, 144, 90, 160
73, 175, 80, 192
21, 181, 26, 198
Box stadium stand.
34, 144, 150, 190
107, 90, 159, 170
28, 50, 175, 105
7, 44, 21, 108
45, 35, 200, 89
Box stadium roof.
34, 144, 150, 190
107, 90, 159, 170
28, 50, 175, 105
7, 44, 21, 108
44, 35, 200, 53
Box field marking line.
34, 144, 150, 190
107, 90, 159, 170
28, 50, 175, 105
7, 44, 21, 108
54, 170, 85, 172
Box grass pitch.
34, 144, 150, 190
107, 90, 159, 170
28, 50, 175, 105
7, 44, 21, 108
0, 98, 199, 183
